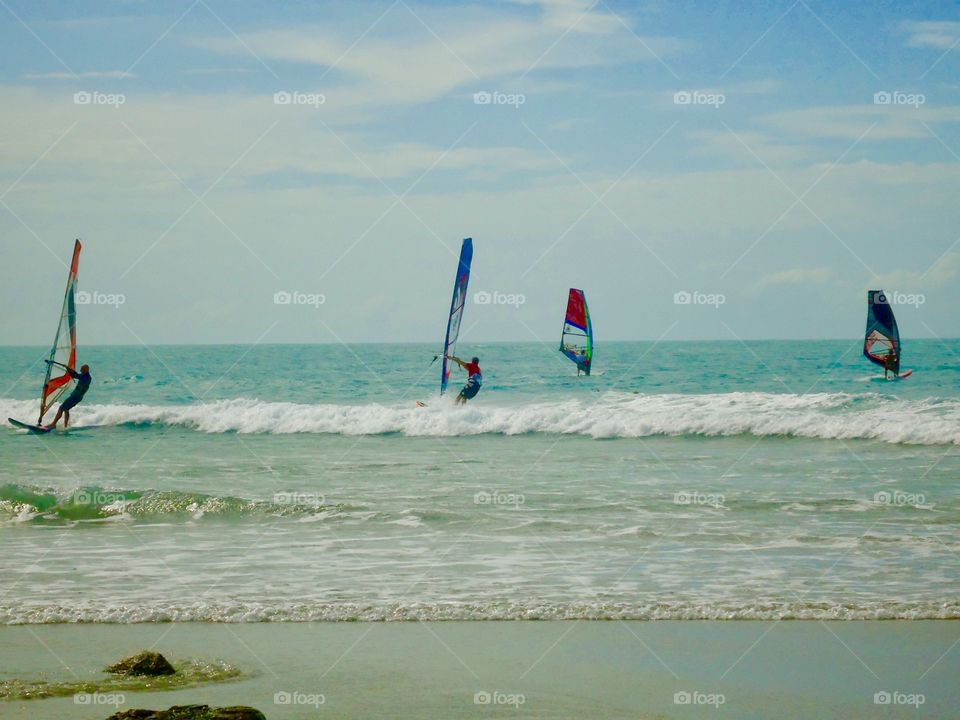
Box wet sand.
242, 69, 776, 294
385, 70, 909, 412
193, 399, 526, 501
1, 620, 956, 719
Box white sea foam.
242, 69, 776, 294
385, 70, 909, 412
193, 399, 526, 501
1, 600, 956, 624
3, 392, 958, 444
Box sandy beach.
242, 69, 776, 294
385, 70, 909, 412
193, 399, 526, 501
1, 620, 955, 719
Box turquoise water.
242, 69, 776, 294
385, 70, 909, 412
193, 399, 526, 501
1, 341, 958, 622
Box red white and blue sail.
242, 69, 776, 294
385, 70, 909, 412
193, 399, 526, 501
863, 289, 900, 374
440, 238, 473, 395
39, 239, 81, 422
560, 288, 592, 374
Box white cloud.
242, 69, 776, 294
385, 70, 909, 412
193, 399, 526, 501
24, 71, 135, 80
188, 5, 682, 111
753, 267, 833, 292
901, 20, 960, 50
874, 251, 960, 289
504, 0, 625, 34
0, 86, 557, 189
761, 105, 960, 141
687, 129, 813, 164
1, 84, 958, 343
184, 68, 255, 76
727, 79, 780, 95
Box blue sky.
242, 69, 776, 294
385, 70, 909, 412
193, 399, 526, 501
0, 0, 958, 345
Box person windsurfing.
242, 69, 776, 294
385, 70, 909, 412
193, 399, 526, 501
883, 349, 898, 380
44, 361, 91, 429
448, 355, 482, 404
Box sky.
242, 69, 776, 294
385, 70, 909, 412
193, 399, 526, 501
0, 0, 958, 346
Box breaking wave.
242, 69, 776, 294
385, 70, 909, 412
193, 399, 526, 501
3, 392, 958, 444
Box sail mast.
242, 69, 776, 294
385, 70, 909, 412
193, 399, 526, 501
39, 239, 81, 423
440, 238, 474, 395
560, 288, 592, 375
863, 289, 900, 375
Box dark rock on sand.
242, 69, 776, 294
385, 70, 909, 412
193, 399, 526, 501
107, 706, 266, 720
105, 651, 177, 677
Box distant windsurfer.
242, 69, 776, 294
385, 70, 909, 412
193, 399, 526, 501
44, 361, 92, 429
448, 355, 482, 404
883, 349, 898, 380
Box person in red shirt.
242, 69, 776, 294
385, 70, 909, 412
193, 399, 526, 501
448, 355, 482, 404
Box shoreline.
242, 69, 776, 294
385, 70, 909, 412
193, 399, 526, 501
2, 620, 956, 719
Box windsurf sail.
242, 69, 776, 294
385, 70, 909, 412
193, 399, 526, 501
38, 240, 81, 424
440, 238, 473, 395
560, 288, 592, 375
863, 289, 900, 375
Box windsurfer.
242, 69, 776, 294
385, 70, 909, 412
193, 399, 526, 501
448, 355, 482, 404
883, 349, 898, 380
44, 362, 92, 429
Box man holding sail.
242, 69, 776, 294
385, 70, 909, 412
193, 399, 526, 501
883, 349, 899, 380
447, 355, 482, 404
44, 361, 92, 429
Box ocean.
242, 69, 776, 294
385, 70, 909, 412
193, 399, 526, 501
1, 340, 958, 624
